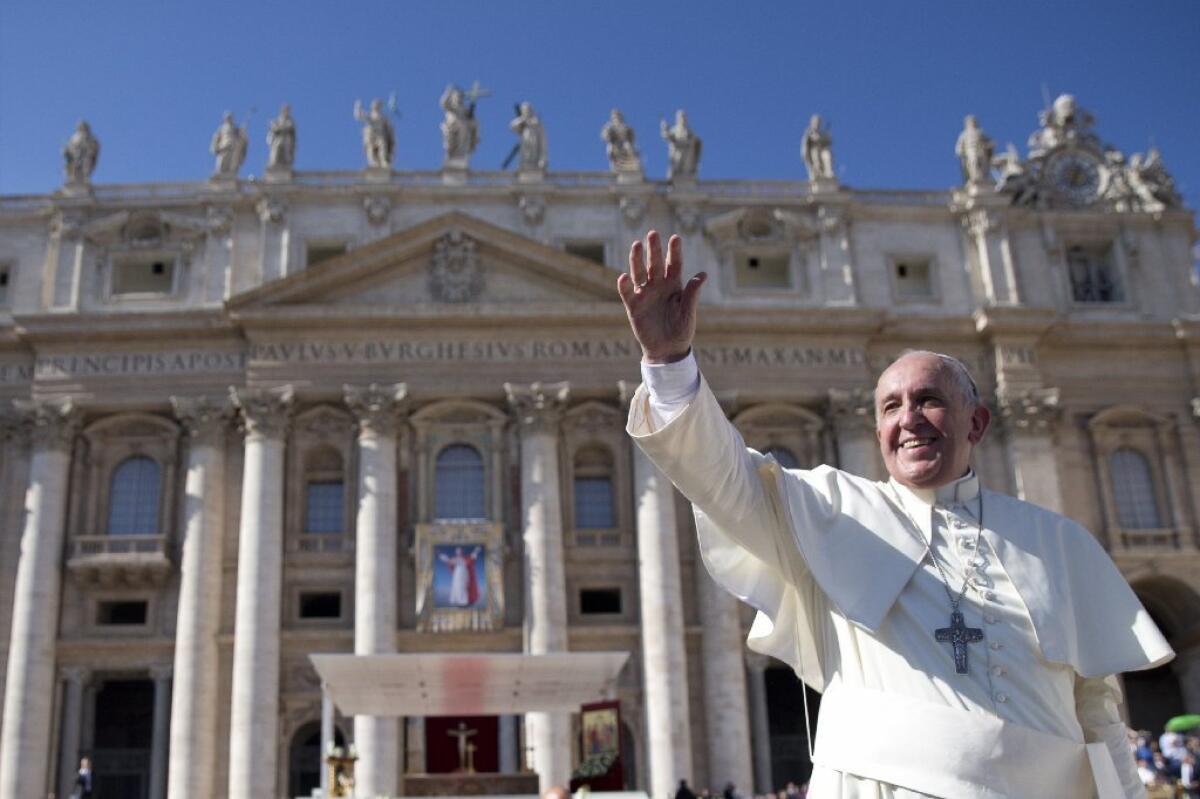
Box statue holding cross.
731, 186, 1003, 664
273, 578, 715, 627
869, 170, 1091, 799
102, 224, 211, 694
441, 81, 489, 168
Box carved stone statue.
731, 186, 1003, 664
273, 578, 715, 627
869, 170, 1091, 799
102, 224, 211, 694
509, 101, 547, 172
1028, 93, 1100, 156
660, 109, 701, 180
802, 114, 835, 181
440, 84, 481, 167
266, 104, 296, 170
1127, 147, 1181, 209
955, 115, 995, 186
210, 112, 248, 179
354, 98, 395, 169
601, 108, 641, 175
63, 121, 99, 185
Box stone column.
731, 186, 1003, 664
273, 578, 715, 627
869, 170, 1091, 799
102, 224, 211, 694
631, 446, 693, 799
505, 381, 571, 793
499, 716, 518, 774
166, 397, 229, 799
827, 388, 879, 479
0, 414, 32, 731
696, 562, 755, 793
149, 665, 172, 799
320, 686, 334, 797
56, 667, 87, 799
226, 386, 293, 799
744, 655, 774, 794
0, 398, 79, 799
962, 207, 1020, 305
998, 388, 1063, 514
345, 383, 407, 797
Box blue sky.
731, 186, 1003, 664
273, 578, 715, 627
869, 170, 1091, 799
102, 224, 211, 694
1, 1, 1198, 212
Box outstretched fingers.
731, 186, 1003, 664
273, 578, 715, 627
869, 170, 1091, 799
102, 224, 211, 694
664, 234, 683, 283
645, 230, 665, 284
628, 239, 647, 288
682, 272, 707, 317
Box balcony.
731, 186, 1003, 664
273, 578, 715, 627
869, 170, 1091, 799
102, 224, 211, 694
66, 534, 172, 587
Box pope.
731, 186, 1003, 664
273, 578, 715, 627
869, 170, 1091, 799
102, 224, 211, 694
618, 230, 1172, 798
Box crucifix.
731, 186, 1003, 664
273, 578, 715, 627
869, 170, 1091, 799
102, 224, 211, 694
447, 721, 478, 772
935, 610, 984, 674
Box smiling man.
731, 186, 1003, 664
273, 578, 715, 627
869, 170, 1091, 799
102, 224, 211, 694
621, 231, 1172, 798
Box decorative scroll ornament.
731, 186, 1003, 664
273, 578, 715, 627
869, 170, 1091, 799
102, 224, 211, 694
429, 229, 484, 303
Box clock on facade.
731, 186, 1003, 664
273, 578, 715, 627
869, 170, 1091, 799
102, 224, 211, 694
1044, 149, 1105, 205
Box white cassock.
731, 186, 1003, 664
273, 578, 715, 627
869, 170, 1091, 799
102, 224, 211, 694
628, 355, 1173, 799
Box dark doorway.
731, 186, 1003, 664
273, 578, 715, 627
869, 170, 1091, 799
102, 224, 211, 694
91, 679, 154, 799
765, 667, 821, 788
620, 720, 638, 790
1125, 601, 1187, 733
288, 722, 346, 799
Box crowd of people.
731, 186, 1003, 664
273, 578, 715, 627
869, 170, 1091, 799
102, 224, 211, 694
1132, 728, 1199, 798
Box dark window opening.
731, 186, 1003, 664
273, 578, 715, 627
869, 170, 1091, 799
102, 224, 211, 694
97, 600, 148, 626
565, 241, 606, 265
299, 592, 342, 619
580, 588, 622, 615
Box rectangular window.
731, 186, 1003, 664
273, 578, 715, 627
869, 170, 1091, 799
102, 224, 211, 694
304, 480, 344, 534
298, 591, 343, 620
1067, 244, 1123, 303
893, 258, 934, 301
564, 241, 607, 265
734, 251, 791, 289
574, 477, 615, 529
97, 600, 148, 626
580, 588, 622, 615
306, 242, 349, 268
112, 255, 174, 296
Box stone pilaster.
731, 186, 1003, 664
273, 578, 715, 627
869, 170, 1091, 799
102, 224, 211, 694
827, 387, 879, 479
696, 554, 754, 793
745, 654, 774, 794
166, 396, 230, 799
226, 385, 293, 799
505, 381, 571, 792
148, 665, 172, 799
56, 667, 87, 799
0, 413, 31, 733
0, 398, 79, 799
631, 445, 693, 798
816, 205, 857, 305
499, 715, 519, 774
998, 387, 1064, 513
960, 205, 1020, 305
345, 383, 407, 797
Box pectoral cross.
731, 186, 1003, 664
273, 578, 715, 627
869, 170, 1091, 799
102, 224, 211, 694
935, 610, 984, 674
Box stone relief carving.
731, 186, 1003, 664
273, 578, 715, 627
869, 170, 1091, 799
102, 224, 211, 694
429, 229, 483, 303
255, 196, 286, 225
353, 98, 395, 169
661, 109, 701, 180
63, 121, 99, 185
955, 115, 995, 187
619, 195, 647, 226
802, 114, 835, 181
601, 109, 642, 176
517, 194, 546, 226
210, 112, 248, 179
508, 101, 546, 173
362, 195, 392, 226
266, 104, 296, 171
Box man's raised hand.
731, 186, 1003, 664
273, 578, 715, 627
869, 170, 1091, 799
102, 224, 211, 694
617, 230, 706, 364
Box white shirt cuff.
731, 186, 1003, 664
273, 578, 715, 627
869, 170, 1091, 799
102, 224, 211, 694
640, 351, 700, 425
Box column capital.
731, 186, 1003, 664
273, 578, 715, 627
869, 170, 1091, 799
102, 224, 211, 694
505, 381, 570, 433
998, 386, 1061, 433
171, 395, 233, 445
13, 397, 81, 452
344, 383, 408, 437
827, 387, 875, 432
230, 385, 294, 439
0, 408, 30, 445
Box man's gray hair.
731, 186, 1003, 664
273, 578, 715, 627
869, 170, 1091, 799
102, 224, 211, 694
874, 350, 982, 423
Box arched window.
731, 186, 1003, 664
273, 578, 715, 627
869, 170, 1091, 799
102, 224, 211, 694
1110, 448, 1162, 529
435, 444, 485, 520
107, 456, 161, 535
304, 447, 345, 534
574, 445, 615, 529
764, 445, 800, 469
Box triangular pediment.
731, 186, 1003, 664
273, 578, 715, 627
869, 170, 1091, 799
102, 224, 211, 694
227, 212, 619, 312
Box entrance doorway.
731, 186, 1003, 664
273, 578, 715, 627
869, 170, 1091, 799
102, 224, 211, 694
765, 667, 821, 789
91, 679, 154, 799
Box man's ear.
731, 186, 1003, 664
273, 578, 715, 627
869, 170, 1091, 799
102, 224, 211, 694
968, 404, 991, 444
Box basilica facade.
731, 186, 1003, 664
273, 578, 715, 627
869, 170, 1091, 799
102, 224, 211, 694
0, 92, 1198, 799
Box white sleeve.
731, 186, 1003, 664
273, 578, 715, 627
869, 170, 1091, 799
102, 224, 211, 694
640, 351, 700, 429
1075, 674, 1147, 798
